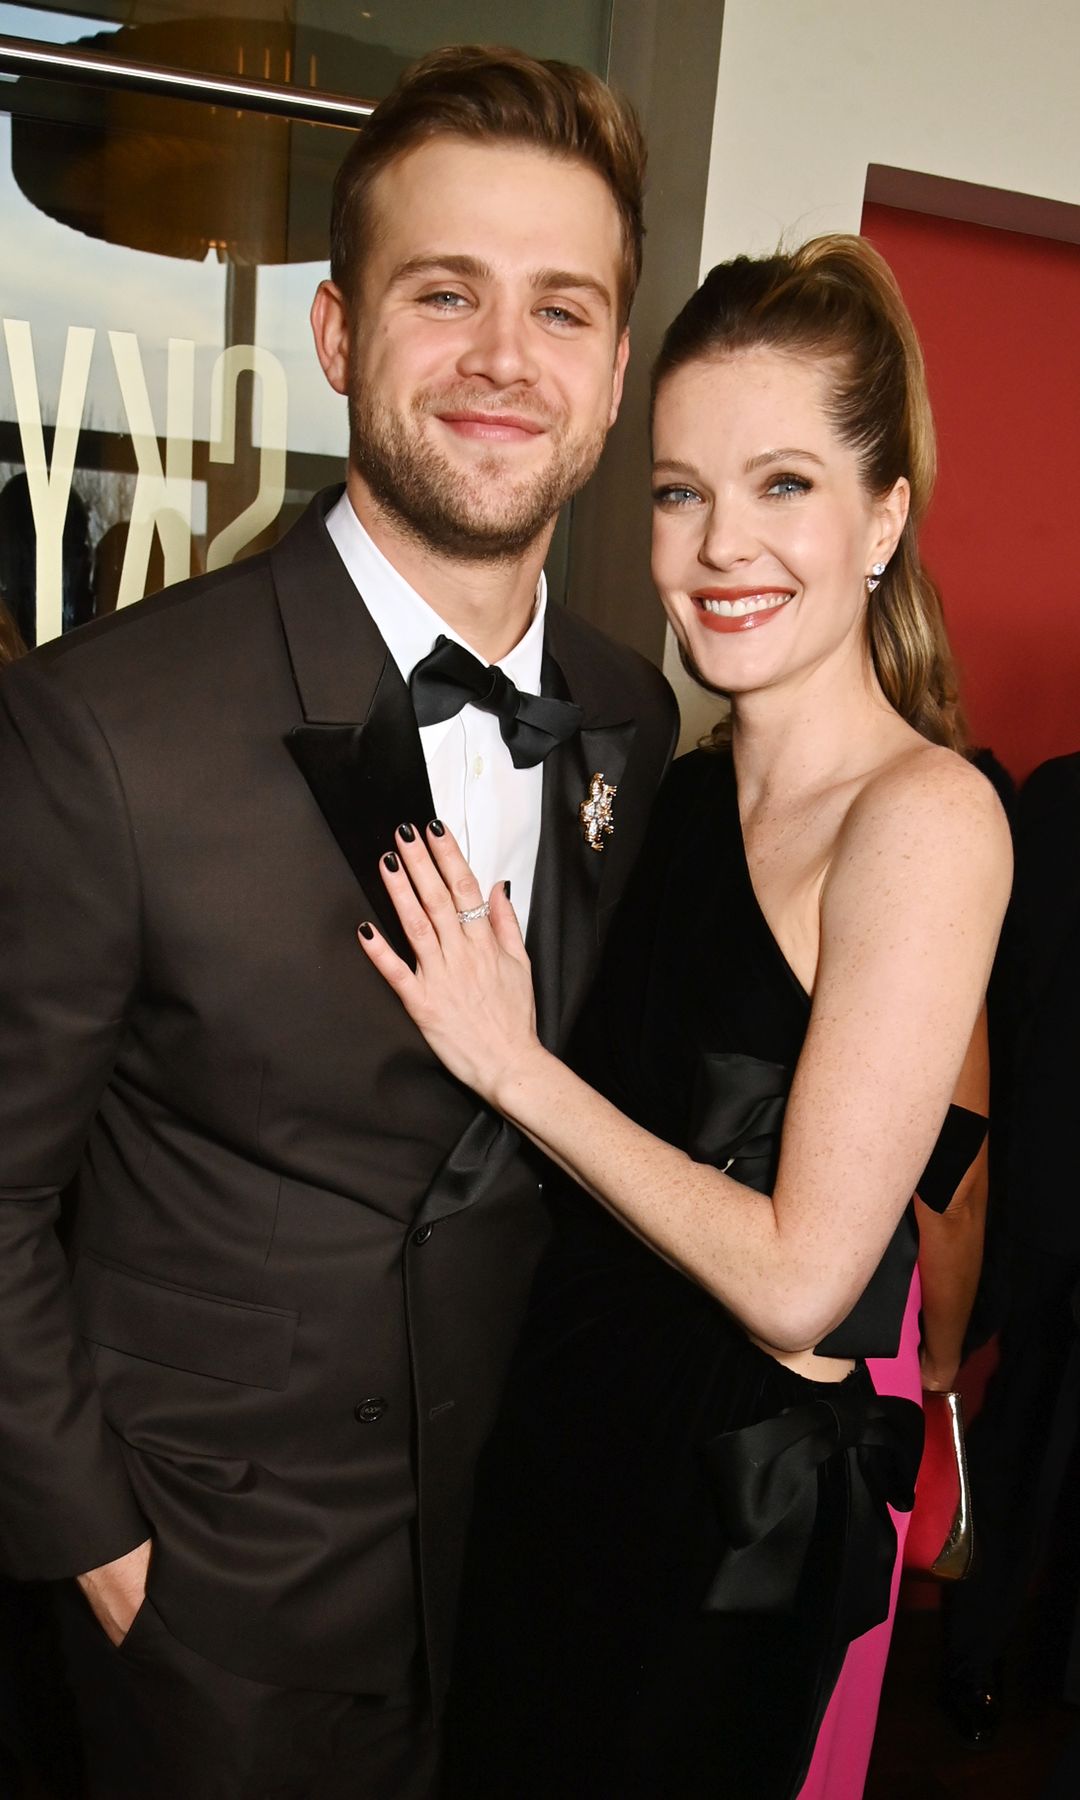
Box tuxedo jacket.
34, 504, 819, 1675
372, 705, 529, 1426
0, 488, 677, 1699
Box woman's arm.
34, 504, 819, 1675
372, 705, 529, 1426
361, 751, 1011, 1352
915, 1009, 991, 1391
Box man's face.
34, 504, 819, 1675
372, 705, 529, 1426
316, 135, 629, 562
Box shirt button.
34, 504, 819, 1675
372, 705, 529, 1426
471, 754, 484, 778
354, 1397, 388, 1424
412, 1223, 434, 1246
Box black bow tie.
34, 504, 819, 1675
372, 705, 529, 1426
409, 635, 583, 770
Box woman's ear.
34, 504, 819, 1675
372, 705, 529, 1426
871, 475, 910, 568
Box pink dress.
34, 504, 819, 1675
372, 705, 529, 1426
797, 1271, 923, 1799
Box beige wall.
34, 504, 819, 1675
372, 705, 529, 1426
666, 0, 1080, 747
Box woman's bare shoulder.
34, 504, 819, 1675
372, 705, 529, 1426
848, 741, 1009, 858
826, 741, 1012, 922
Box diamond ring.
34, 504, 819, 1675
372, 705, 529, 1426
456, 902, 491, 924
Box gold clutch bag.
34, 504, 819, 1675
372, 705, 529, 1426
902, 1390, 974, 1580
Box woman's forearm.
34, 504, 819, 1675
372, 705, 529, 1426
914, 1150, 988, 1390
358, 798, 1008, 1354
498, 1046, 844, 1353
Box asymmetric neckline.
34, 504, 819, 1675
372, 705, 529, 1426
720, 751, 812, 1010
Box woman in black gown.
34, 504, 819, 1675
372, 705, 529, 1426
359, 237, 1012, 1797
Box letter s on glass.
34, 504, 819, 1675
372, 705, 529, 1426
206, 345, 287, 572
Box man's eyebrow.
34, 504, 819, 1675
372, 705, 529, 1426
389, 253, 493, 284
532, 268, 613, 312
744, 447, 826, 471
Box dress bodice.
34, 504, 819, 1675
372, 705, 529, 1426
446, 747, 983, 1799
569, 746, 986, 1360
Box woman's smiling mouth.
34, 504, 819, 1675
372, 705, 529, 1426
692, 588, 794, 633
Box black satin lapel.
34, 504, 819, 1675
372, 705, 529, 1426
287, 657, 434, 957
418, 708, 637, 1230
527, 705, 636, 1049
414, 1110, 515, 1229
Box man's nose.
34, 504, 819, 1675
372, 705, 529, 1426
456, 300, 541, 389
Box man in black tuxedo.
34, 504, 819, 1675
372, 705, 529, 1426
0, 46, 677, 1798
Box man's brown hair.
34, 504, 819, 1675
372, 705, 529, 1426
330, 44, 646, 328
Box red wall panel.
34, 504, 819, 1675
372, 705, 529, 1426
861, 201, 1080, 782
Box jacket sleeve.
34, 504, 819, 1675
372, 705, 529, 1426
0, 654, 148, 1577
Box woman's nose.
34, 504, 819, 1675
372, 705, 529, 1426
699, 497, 758, 570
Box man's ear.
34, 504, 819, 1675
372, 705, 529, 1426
311, 280, 351, 396
608, 329, 631, 427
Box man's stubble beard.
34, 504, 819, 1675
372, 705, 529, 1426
349, 381, 610, 565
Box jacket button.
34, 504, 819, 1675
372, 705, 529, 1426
412, 1223, 434, 1246
354, 1397, 388, 1424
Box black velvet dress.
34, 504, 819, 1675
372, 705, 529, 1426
445, 748, 986, 1800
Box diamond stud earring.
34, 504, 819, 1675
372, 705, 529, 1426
866, 561, 887, 593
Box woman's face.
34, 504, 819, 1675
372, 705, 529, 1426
650, 347, 906, 701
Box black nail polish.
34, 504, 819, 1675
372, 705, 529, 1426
383, 852, 399, 873
398, 822, 415, 843
428, 819, 445, 838
503, 880, 512, 899
358, 921, 374, 941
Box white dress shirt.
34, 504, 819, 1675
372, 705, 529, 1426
326, 492, 546, 939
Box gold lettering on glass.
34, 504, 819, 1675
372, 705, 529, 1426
108, 331, 194, 607
3, 318, 94, 644
207, 344, 288, 571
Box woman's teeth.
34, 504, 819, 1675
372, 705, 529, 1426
698, 594, 791, 617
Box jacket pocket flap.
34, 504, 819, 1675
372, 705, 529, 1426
73, 1255, 298, 1391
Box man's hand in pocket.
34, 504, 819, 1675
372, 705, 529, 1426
76, 1537, 152, 1646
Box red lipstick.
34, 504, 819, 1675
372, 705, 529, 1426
692, 587, 793, 634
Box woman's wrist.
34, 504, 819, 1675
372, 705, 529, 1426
491, 1042, 562, 1129
919, 1344, 961, 1392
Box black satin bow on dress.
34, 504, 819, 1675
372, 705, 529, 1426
688, 1051, 790, 1194
409, 635, 584, 770
701, 1379, 923, 1642
686, 1048, 926, 1641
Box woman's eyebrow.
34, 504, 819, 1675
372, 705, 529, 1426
651, 457, 701, 478
745, 447, 826, 472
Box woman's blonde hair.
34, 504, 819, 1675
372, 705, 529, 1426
651, 234, 965, 750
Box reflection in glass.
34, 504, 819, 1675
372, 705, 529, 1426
0, 38, 364, 643
0, 1, 612, 643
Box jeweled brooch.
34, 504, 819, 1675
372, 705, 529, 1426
580, 772, 617, 852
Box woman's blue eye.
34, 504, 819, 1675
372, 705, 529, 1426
652, 485, 700, 508
766, 473, 811, 498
